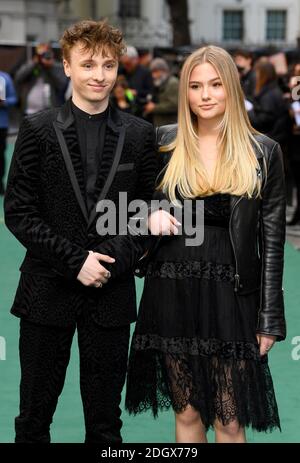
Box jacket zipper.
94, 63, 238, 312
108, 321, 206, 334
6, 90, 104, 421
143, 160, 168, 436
229, 196, 243, 292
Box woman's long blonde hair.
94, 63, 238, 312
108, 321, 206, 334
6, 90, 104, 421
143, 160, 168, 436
158, 45, 262, 202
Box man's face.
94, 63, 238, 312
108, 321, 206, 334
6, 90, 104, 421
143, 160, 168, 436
120, 55, 138, 73
234, 55, 252, 74
151, 69, 168, 87
63, 42, 118, 106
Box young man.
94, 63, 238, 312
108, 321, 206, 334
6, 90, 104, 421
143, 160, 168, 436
4, 20, 157, 443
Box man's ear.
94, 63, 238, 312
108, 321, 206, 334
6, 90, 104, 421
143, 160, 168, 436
63, 59, 71, 77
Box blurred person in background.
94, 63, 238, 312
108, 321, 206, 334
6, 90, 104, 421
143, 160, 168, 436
248, 61, 290, 149
233, 49, 256, 101
110, 75, 137, 114
138, 48, 153, 68
287, 67, 300, 225
0, 70, 17, 195
248, 61, 291, 207
120, 45, 154, 119
64, 78, 72, 100
15, 42, 68, 115
143, 57, 179, 127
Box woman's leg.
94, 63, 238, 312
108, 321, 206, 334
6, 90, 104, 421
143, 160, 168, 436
214, 419, 246, 443
175, 405, 207, 443
163, 353, 208, 443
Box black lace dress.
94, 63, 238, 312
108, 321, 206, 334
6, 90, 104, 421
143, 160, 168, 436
125, 193, 280, 432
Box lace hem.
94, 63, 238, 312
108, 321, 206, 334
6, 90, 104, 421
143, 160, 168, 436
146, 260, 235, 282
125, 344, 281, 432
132, 334, 261, 360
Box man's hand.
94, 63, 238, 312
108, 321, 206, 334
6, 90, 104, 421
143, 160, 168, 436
256, 334, 276, 356
77, 251, 115, 288
144, 101, 156, 114
147, 209, 181, 235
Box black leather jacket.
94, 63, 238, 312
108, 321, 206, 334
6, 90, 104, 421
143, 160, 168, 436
137, 124, 286, 341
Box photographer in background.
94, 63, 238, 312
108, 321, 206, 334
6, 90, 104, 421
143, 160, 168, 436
15, 43, 68, 115
233, 49, 256, 101
120, 46, 154, 120
143, 57, 178, 127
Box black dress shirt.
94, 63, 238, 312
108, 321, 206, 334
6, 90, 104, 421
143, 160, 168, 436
71, 101, 108, 212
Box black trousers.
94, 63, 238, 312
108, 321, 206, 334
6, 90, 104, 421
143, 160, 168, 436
0, 127, 8, 185
15, 310, 130, 443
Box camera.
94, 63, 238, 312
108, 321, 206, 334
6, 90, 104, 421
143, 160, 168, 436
39, 51, 53, 61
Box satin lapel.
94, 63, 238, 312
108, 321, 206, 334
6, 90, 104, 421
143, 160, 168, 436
87, 124, 126, 228
53, 117, 89, 223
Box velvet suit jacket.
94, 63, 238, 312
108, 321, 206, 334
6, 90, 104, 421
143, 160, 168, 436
4, 100, 158, 327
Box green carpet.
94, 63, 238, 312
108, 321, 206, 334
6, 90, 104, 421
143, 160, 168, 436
1, 144, 299, 443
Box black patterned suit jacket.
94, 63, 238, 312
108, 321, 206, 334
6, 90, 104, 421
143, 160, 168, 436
4, 100, 158, 327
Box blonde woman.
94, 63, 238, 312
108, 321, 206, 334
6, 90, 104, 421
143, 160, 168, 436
125, 46, 286, 443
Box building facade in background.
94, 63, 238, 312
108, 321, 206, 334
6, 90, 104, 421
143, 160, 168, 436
190, 0, 300, 48
57, 0, 300, 48
0, 0, 300, 48
0, 0, 59, 44
57, 0, 172, 47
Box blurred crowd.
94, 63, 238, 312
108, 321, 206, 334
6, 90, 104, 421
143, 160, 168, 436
0, 42, 300, 226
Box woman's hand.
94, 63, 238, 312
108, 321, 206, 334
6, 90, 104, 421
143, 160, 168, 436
147, 210, 181, 236
256, 333, 276, 356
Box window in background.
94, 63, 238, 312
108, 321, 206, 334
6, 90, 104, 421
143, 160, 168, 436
223, 10, 244, 41
119, 0, 141, 19
266, 10, 287, 41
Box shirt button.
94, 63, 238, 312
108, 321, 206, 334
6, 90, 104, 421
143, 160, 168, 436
88, 233, 93, 239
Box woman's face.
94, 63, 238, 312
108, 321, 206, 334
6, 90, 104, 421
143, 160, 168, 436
188, 62, 226, 123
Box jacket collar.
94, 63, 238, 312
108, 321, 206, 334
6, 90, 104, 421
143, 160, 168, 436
54, 99, 126, 226
157, 123, 264, 160
56, 98, 122, 133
